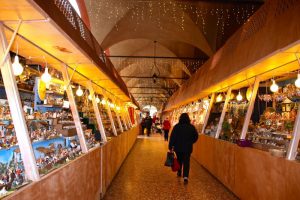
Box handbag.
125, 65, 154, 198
164, 151, 174, 167
172, 157, 180, 172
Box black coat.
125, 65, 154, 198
168, 123, 198, 154
144, 116, 152, 128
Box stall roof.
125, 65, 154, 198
0, 0, 136, 105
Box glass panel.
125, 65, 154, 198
75, 90, 99, 148
32, 74, 83, 175
248, 79, 298, 156
187, 99, 210, 133
98, 98, 114, 138
204, 93, 226, 137
108, 100, 122, 134
220, 88, 249, 142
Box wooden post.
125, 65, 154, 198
88, 82, 107, 142
0, 23, 40, 181
215, 87, 232, 139
240, 77, 260, 139
201, 93, 215, 134
61, 65, 88, 153
287, 103, 300, 160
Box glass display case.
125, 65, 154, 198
108, 101, 122, 134
186, 99, 210, 133
98, 99, 114, 137
219, 89, 249, 142
204, 93, 226, 137
247, 81, 299, 156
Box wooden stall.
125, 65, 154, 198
5, 126, 140, 200
192, 135, 300, 200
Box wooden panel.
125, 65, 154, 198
7, 147, 102, 200
5, 127, 139, 200
192, 135, 300, 200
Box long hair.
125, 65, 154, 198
179, 113, 190, 124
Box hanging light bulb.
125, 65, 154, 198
270, 79, 279, 93
295, 73, 300, 88
88, 93, 93, 101
216, 94, 223, 102
41, 66, 52, 83
116, 106, 121, 111
12, 55, 23, 76
101, 99, 106, 105
95, 96, 100, 103
76, 85, 83, 96
110, 103, 115, 108
236, 91, 243, 101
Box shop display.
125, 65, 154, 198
98, 100, 114, 137
108, 101, 122, 134
248, 82, 299, 155
219, 89, 249, 142
204, 93, 226, 137
76, 92, 101, 147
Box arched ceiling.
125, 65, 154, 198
84, 0, 264, 109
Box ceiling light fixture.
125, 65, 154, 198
236, 90, 243, 101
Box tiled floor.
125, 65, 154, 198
103, 134, 238, 200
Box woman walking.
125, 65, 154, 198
168, 113, 198, 183
162, 117, 171, 141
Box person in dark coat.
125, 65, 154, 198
168, 113, 198, 183
144, 112, 152, 137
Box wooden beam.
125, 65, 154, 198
0, 23, 40, 181
88, 81, 107, 142
202, 93, 215, 134
240, 77, 260, 139
62, 64, 88, 153
215, 87, 232, 139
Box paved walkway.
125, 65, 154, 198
103, 134, 238, 200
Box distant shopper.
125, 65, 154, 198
169, 113, 198, 183
141, 117, 146, 135
162, 117, 171, 141
144, 113, 152, 137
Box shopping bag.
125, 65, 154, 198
172, 157, 180, 172
164, 151, 174, 167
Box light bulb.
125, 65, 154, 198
236, 91, 243, 101
12, 55, 23, 76
110, 103, 115, 108
270, 79, 279, 93
76, 85, 83, 96
95, 96, 100, 103
101, 99, 106, 105
216, 94, 223, 102
295, 74, 300, 88
41, 67, 52, 83
88, 94, 93, 101
116, 106, 120, 111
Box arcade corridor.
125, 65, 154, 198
103, 135, 237, 200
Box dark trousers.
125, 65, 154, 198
175, 152, 191, 178
164, 129, 169, 141
146, 127, 151, 136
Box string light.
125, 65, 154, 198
12, 55, 23, 76
236, 90, 243, 101
101, 99, 106, 105
95, 95, 100, 103
216, 94, 223, 102
76, 85, 83, 96
295, 73, 300, 88
270, 79, 279, 93
41, 66, 52, 83
88, 94, 93, 100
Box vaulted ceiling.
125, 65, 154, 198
84, 0, 264, 110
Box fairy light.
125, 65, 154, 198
270, 79, 279, 93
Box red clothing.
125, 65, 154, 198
163, 120, 171, 130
